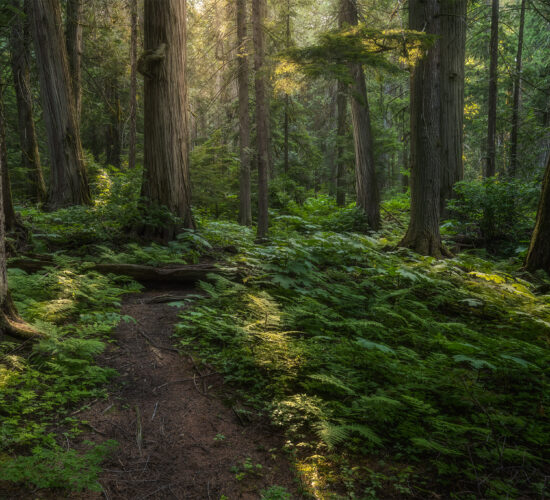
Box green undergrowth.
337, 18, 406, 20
175, 203, 550, 498
0, 256, 141, 491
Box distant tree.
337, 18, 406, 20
128, 0, 138, 170
30, 0, 90, 208
485, 0, 499, 178
65, 0, 83, 122
237, 0, 252, 226
252, 0, 269, 239
509, 0, 526, 177
439, 0, 466, 214
340, 0, 380, 230
336, 79, 347, 206
525, 153, 550, 273
9, 0, 46, 202
400, 0, 449, 257
140, 0, 194, 235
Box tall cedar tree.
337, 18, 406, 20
486, 0, 499, 177
0, 94, 39, 340
65, 0, 83, 122
525, 153, 550, 273
509, 0, 526, 176
439, 0, 466, 214
128, 0, 138, 170
30, 0, 90, 208
336, 79, 347, 206
253, 0, 270, 239
237, 0, 252, 226
140, 0, 194, 234
9, 0, 46, 202
340, 0, 380, 230
400, 0, 449, 257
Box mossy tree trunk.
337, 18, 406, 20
9, 0, 46, 203
525, 154, 550, 273
140, 0, 194, 236
65, 0, 83, 123
30, 0, 91, 209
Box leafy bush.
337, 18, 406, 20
446, 177, 539, 252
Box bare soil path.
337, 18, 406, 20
76, 285, 302, 500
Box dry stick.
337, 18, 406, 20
135, 405, 143, 455
153, 373, 218, 392
151, 402, 159, 421
136, 326, 178, 353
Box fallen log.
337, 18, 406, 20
8, 257, 232, 284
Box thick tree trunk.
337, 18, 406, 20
65, 0, 83, 122
30, 0, 90, 209
9, 0, 46, 203
485, 0, 499, 178
128, 0, 138, 170
252, 0, 269, 240
400, 0, 449, 258
336, 79, 347, 206
340, 0, 380, 230
237, 0, 252, 226
439, 0, 466, 216
0, 101, 40, 341
141, 0, 194, 233
525, 154, 550, 273
509, 0, 526, 177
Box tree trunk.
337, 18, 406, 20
30, 0, 90, 209
400, 0, 448, 257
485, 0, 499, 178
140, 0, 194, 234
336, 79, 347, 206
128, 0, 138, 170
9, 0, 46, 203
105, 81, 122, 168
0, 97, 40, 341
283, 0, 291, 176
340, 0, 380, 230
237, 0, 252, 226
509, 0, 526, 177
65, 0, 83, 122
525, 153, 550, 273
252, 0, 269, 240
439, 0, 466, 216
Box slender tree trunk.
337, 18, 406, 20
525, 153, 550, 273
336, 79, 347, 206
439, 0, 466, 215
252, 0, 269, 240
237, 0, 252, 226
30, 0, 90, 208
509, 0, 526, 177
400, 0, 448, 257
283, 0, 291, 176
105, 81, 122, 168
340, 0, 380, 230
9, 0, 46, 203
486, 0, 499, 178
140, 0, 193, 236
128, 0, 138, 170
65, 0, 83, 122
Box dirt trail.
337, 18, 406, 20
75, 285, 301, 500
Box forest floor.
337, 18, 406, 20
75, 284, 301, 500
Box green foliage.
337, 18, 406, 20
176, 207, 550, 498
446, 177, 539, 253
260, 485, 292, 500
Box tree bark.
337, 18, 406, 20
65, 0, 83, 122
400, 0, 449, 257
237, 0, 252, 226
485, 0, 499, 178
340, 0, 380, 230
0, 98, 40, 341
128, 0, 138, 170
252, 0, 269, 240
439, 0, 466, 215
509, 0, 526, 177
30, 0, 90, 209
105, 80, 122, 168
140, 0, 194, 234
9, 0, 47, 203
336, 79, 347, 206
525, 153, 550, 273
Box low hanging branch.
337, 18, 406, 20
8, 257, 233, 284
